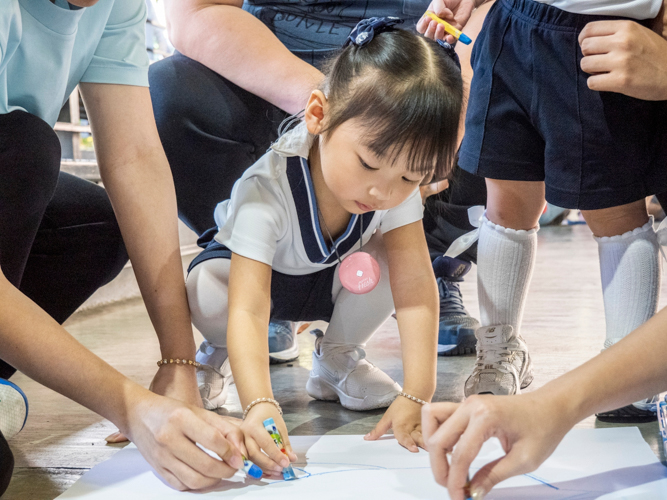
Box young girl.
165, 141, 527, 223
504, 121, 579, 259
185, 17, 463, 473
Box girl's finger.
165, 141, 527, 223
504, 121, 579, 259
253, 427, 291, 469
274, 419, 296, 462
364, 414, 392, 441
412, 428, 426, 450
395, 427, 419, 453
245, 436, 283, 473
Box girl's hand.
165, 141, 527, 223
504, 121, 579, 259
364, 396, 425, 452
422, 395, 573, 500
241, 404, 298, 478
123, 392, 246, 491
416, 0, 478, 43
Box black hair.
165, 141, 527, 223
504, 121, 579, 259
320, 28, 463, 182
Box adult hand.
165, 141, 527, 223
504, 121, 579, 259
364, 396, 425, 453
420, 179, 450, 204
422, 395, 574, 500
123, 392, 246, 491
417, 0, 478, 43
106, 365, 203, 443
579, 20, 667, 100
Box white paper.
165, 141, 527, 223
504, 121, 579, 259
57, 428, 667, 499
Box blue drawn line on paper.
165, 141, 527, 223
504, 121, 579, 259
524, 473, 559, 490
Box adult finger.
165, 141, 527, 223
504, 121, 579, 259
199, 410, 248, 457
424, 20, 438, 40
580, 53, 614, 75
468, 446, 536, 500
183, 415, 243, 472
105, 430, 129, 443
156, 466, 188, 491
578, 20, 625, 45
425, 404, 474, 486
579, 34, 616, 56
165, 456, 223, 491
174, 436, 239, 480
447, 421, 489, 497
421, 403, 459, 445
364, 414, 392, 441
586, 72, 625, 93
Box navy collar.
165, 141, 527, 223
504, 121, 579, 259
286, 156, 374, 265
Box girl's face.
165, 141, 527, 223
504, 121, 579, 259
305, 92, 426, 214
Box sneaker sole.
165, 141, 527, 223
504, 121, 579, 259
0, 379, 28, 439
269, 340, 300, 364
306, 375, 398, 411
438, 325, 477, 356
596, 404, 657, 423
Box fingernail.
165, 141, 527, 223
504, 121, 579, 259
105, 432, 119, 442
364, 433, 370, 439
471, 486, 486, 500
230, 455, 243, 469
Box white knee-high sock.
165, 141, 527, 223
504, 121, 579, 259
596, 218, 661, 348
477, 215, 538, 336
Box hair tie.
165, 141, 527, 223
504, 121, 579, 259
436, 39, 461, 70
345, 16, 403, 48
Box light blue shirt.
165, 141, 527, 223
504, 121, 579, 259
0, 0, 149, 126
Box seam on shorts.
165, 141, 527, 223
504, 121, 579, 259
499, 0, 578, 32
574, 32, 584, 209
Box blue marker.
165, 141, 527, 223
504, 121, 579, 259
242, 455, 263, 479
657, 395, 667, 459
263, 418, 298, 481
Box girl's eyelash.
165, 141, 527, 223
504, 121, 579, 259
402, 177, 420, 184
360, 160, 376, 171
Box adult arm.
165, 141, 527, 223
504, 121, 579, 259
79, 83, 200, 406
164, 0, 323, 115
422, 305, 667, 500
0, 270, 245, 490
365, 221, 439, 451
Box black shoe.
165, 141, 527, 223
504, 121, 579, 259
596, 399, 658, 424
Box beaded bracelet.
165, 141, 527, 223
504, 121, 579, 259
157, 358, 201, 368
398, 392, 428, 406
243, 397, 283, 420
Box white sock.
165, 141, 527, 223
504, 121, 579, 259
596, 217, 661, 348
477, 215, 538, 337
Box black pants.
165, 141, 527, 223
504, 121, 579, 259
0, 111, 128, 379
150, 53, 487, 263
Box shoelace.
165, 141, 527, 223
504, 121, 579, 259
437, 277, 467, 316
312, 330, 368, 370
474, 341, 520, 374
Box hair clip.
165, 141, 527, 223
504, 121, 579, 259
436, 39, 461, 70
345, 16, 404, 48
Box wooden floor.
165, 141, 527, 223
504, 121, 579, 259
4, 223, 666, 499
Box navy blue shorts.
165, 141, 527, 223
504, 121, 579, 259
459, 0, 667, 210
188, 229, 337, 322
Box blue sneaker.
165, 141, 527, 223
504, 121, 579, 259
269, 320, 300, 364
0, 379, 28, 440
434, 256, 479, 356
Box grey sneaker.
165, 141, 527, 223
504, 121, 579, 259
464, 325, 533, 396
195, 342, 233, 410
269, 320, 300, 364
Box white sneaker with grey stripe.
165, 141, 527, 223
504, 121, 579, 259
464, 325, 533, 397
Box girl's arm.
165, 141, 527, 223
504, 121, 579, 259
164, 0, 322, 115
227, 253, 297, 474
365, 221, 439, 451
423, 305, 667, 500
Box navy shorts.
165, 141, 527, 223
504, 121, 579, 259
188, 229, 337, 322
459, 0, 667, 210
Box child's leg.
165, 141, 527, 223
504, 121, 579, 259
464, 179, 544, 396
583, 200, 659, 347
307, 232, 401, 411
186, 258, 233, 409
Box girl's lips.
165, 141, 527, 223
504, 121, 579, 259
355, 201, 374, 212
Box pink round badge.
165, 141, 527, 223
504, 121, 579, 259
339, 252, 380, 294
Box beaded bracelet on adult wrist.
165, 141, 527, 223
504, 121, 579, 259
398, 392, 428, 406
157, 358, 201, 368
243, 397, 283, 420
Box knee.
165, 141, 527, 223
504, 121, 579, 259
582, 200, 649, 237
486, 179, 545, 230
186, 260, 230, 328
0, 111, 61, 211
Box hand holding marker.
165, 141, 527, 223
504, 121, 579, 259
424, 11, 472, 45
264, 418, 298, 481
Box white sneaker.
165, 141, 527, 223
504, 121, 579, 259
0, 379, 28, 440
464, 325, 533, 396
306, 330, 401, 411
196, 342, 233, 410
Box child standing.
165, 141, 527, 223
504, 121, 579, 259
185, 18, 464, 472
420, 0, 667, 420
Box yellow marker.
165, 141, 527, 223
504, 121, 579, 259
424, 11, 472, 45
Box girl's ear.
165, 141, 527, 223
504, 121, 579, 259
304, 90, 328, 135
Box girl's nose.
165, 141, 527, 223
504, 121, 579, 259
369, 185, 391, 201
